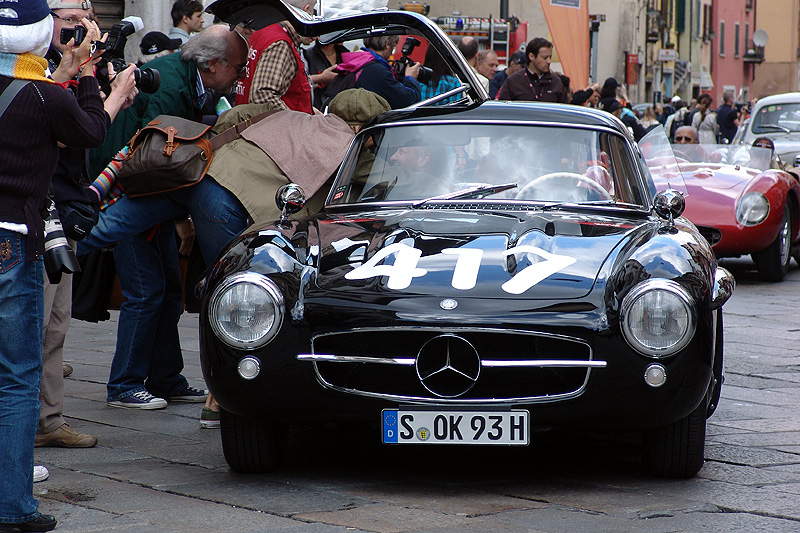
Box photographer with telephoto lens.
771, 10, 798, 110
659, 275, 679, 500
34, 0, 138, 455
0, 1, 107, 530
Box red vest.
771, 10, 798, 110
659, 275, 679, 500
234, 23, 312, 113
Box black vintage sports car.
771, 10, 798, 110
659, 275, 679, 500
201, 0, 734, 478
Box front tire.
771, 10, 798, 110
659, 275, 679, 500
642, 399, 706, 478
753, 203, 793, 281
220, 409, 287, 473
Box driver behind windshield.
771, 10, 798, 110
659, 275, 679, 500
356, 136, 451, 201
748, 137, 776, 169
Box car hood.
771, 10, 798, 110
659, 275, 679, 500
313, 209, 651, 301
679, 163, 755, 191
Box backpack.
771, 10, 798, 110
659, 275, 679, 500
321, 63, 369, 109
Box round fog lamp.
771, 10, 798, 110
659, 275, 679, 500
238, 357, 261, 380
644, 364, 667, 387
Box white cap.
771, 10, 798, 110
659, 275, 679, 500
671, 95, 681, 103
47, 1, 92, 9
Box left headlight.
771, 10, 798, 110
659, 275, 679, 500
620, 280, 696, 358
735, 192, 769, 226
208, 272, 284, 349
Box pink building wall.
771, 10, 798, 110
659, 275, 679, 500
710, 0, 757, 104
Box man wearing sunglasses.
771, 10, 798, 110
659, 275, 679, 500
673, 125, 699, 144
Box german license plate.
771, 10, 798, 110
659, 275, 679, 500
382, 409, 529, 445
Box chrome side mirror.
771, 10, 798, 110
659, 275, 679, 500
711, 267, 735, 310
275, 184, 306, 226
653, 189, 685, 231
793, 154, 800, 167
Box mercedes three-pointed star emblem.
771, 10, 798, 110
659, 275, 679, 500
416, 334, 481, 398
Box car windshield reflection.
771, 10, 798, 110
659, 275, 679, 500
331, 123, 648, 207
752, 102, 800, 134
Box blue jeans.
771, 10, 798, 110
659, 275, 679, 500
78, 177, 250, 266
107, 224, 188, 402
0, 231, 43, 523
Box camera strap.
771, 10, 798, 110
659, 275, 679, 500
0, 79, 31, 121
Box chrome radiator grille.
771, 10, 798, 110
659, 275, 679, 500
300, 328, 604, 403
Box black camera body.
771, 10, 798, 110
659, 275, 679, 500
98, 17, 161, 94
392, 36, 433, 85
60, 25, 87, 46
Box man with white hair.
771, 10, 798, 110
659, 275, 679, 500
0, 1, 106, 530
234, 0, 316, 112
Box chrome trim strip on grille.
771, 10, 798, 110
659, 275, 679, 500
297, 354, 607, 369
482, 360, 607, 368
297, 354, 416, 365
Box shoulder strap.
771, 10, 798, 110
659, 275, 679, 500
209, 108, 282, 150
0, 79, 31, 121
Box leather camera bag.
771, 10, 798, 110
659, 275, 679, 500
115, 115, 214, 198
115, 110, 281, 198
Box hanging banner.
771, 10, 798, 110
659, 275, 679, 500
538, 0, 590, 88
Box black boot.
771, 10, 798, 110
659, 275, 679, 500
0, 514, 57, 532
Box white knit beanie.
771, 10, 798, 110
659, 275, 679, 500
0, 0, 54, 57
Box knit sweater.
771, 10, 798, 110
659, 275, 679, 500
0, 75, 106, 260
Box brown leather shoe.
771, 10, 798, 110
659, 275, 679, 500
35, 423, 97, 448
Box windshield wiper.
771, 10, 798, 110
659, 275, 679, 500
412, 182, 518, 208
755, 124, 791, 133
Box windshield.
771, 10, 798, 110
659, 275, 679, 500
672, 143, 775, 172
752, 102, 800, 134
637, 127, 688, 197
330, 123, 649, 207
639, 127, 775, 192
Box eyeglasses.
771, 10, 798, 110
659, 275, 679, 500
674, 136, 695, 142
51, 12, 95, 24
222, 58, 247, 77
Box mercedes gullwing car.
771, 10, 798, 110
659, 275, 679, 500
201, 0, 734, 478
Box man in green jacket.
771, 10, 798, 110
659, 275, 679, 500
89, 24, 247, 176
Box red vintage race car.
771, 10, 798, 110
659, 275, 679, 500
643, 131, 800, 281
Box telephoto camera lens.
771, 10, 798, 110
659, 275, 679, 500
43, 197, 81, 284
133, 67, 160, 93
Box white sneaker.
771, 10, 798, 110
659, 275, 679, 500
33, 465, 49, 482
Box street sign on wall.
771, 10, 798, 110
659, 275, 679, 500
658, 49, 677, 62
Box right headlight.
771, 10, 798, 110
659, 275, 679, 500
735, 191, 769, 226
208, 272, 284, 349
620, 279, 696, 358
